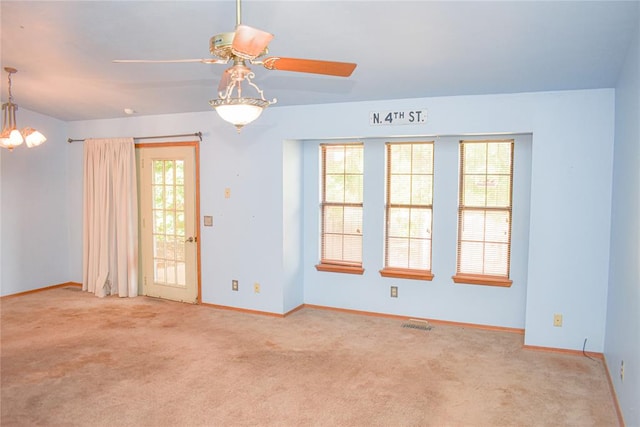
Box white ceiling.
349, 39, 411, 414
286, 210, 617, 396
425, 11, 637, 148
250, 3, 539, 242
1, 1, 638, 122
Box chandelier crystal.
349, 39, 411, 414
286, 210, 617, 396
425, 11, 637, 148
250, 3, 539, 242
0, 67, 46, 151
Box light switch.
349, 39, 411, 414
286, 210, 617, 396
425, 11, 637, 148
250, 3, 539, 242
224, 188, 231, 198
203, 216, 213, 227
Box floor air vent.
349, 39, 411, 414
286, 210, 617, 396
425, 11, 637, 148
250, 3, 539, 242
401, 319, 432, 331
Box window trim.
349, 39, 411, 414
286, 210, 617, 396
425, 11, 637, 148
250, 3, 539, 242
454, 139, 514, 287
380, 267, 434, 281
380, 141, 435, 281
452, 273, 513, 287
316, 143, 364, 275
316, 262, 365, 275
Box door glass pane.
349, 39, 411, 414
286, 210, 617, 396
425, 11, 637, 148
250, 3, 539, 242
176, 186, 185, 210
151, 159, 187, 287
165, 186, 175, 210
175, 161, 184, 185
153, 210, 164, 233
154, 161, 164, 184
153, 186, 164, 209
176, 212, 185, 237
165, 260, 176, 285
155, 259, 166, 283
165, 211, 175, 235
154, 235, 165, 259
164, 160, 174, 184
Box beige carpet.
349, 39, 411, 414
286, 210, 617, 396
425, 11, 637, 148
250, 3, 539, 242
1, 287, 618, 426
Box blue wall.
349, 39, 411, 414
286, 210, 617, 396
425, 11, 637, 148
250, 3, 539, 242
62, 89, 616, 355
2, 89, 617, 354
292, 91, 614, 354
606, 12, 640, 426
0, 109, 69, 295
283, 139, 304, 313
65, 112, 290, 313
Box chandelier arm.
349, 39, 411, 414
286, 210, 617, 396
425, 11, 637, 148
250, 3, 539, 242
12, 104, 17, 129
221, 75, 239, 100
2, 68, 18, 133
237, 74, 244, 99
7, 72, 13, 103
244, 72, 268, 102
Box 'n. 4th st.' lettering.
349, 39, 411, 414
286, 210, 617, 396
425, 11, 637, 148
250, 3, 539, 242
370, 110, 427, 126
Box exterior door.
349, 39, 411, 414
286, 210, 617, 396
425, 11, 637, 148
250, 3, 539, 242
137, 145, 198, 303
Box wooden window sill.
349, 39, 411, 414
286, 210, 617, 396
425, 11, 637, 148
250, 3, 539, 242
452, 274, 512, 287
315, 263, 364, 275
379, 268, 434, 281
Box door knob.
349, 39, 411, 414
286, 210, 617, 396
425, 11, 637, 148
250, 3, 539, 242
185, 236, 197, 243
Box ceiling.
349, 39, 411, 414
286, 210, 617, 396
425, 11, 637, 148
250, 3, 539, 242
1, 1, 638, 122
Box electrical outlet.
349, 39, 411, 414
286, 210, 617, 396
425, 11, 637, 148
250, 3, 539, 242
254, 282, 260, 293
553, 314, 563, 327
620, 360, 625, 381
232, 280, 238, 291
390, 286, 398, 298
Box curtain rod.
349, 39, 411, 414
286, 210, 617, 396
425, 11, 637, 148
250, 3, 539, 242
67, 132, 202, 143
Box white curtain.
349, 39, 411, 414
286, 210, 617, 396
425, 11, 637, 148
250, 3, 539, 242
83, 138, 138, 297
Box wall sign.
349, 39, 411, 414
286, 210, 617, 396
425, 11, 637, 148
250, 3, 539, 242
369, 109, 427, 126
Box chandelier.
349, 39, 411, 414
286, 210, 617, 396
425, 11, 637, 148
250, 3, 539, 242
209, 62, 276, 132
0, 67, 46, 151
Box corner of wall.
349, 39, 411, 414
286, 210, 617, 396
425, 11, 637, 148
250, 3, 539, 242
604, 9, 640, 426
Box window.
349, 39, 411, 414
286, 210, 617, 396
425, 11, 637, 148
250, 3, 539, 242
453, 139, 514, 287
380, 142, 434, 280
316, 143, 364, 274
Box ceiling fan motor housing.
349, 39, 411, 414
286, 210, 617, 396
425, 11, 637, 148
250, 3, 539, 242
210, 32, 268, 60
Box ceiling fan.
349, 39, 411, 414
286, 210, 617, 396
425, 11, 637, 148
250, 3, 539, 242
114, 0, 357, 131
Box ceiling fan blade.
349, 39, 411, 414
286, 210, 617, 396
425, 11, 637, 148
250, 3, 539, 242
231, 25, 274, 60
113, 59, 227, 64
261, 57, 356, 77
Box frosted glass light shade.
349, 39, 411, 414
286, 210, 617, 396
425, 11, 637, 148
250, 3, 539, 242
0, 130, 23, 150
10, 129, 23, 145
24, 128, 47, 147
215, 104, 263, 125
210, 97, 270, 132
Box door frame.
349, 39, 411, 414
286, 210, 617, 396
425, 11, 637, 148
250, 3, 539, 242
136, 141, 202, 303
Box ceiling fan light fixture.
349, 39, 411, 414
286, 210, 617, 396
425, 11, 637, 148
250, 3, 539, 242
0, 67, 46, 152
114, 0, 356, 133
210, 63, 276, 132
211, 97, 269, 131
